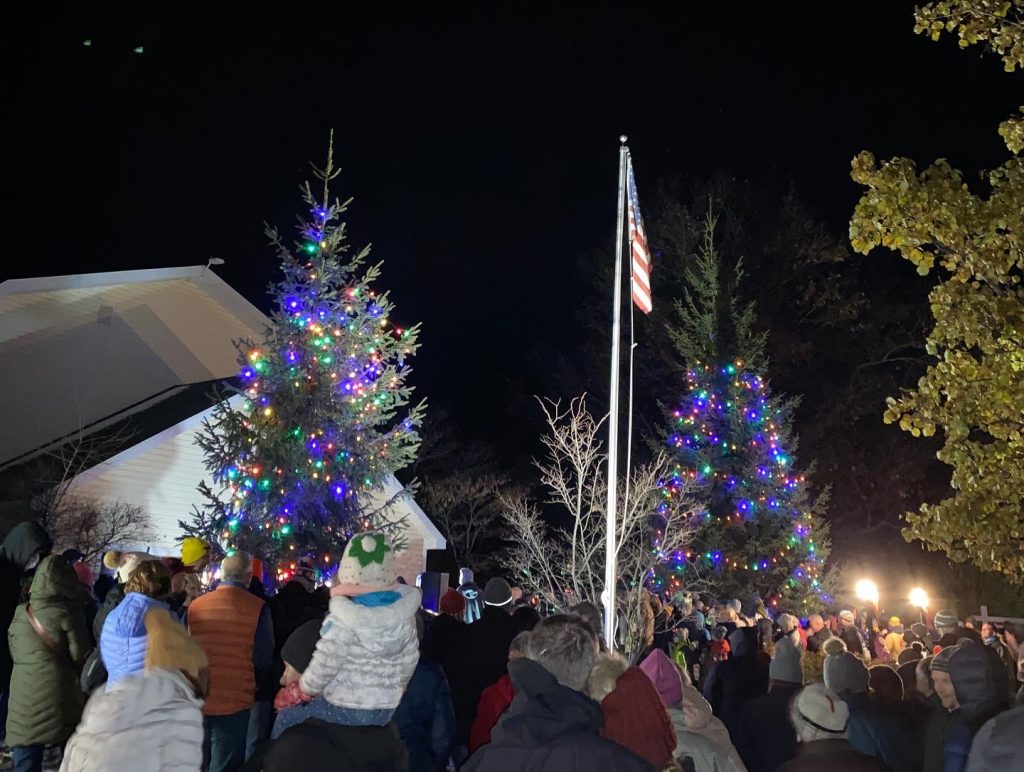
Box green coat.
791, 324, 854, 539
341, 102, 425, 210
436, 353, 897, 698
5, 554, 90, 747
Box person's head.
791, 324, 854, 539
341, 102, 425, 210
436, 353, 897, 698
980, 622, 996, 640
458, 567, 474, 586
712, 624, 728, 641
888, 616, 902, 631
509, 630, 531, 663
717, 607, 738, 625
639, 648, 684, 709
808, 614, 825, 633
930, 639, 1009, 717
822, 636, 848, 657
869, 664, 904, 702
790, 683, 850, 743
220, 552, 252, 585
439, 588, 467, 619
898, 641, 925, 666
125, 560, 171, 599
512, 604, 541, 633
527, 614, 599, 692
292, 558, 316, 593
180, 536, 212, 570
104, 550, 159, 584
144, 608, 209, 699
483, 577, 513, 609
933, 609, 959, 635
838, 609, 856, 629
915, 656, 935, 698
2, 522, 52, 572
569, 601, 603, 637
334, 532, 396, 596
280, 619, 322, 686
776, 613, 799, 635
823, 651, 869, 694
1003, 622, 1024, 651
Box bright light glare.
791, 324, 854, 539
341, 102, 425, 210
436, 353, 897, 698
855, 578, 879, 604
909, 587, 929, 609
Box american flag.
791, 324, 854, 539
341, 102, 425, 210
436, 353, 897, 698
627, 157, 652, 314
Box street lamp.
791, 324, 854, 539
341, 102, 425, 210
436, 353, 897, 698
855, 579, 879, 606
909, 587, 929, 624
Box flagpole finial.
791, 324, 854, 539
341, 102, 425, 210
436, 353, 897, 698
619, 134, 628, 144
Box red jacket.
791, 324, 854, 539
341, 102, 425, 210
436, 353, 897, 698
468, 673, 515, 752
600, 666, 676, 769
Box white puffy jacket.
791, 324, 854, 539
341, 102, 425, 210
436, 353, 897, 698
300, 584, 420, 710
60, 669, 203, 772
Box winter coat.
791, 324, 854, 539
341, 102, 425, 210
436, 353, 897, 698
777, 739, 890, 772
393, 658, 455, 772
60, 669, 203, 772
883, 631, 905, 661
807, 627, 833, 654
468, 672, 515, 752
5, 554, 90, 747
702, 627, 769, 740
735, 681, 800, 772
586, 653, 676, 769
457, 605, 517, 741
965, 704, 1024, 772
269, 580, 324, 656
462, 658, 654, 772
421, 613, 474, 744
256, 718, 410, 771
668, 679, 747, 772
458, 582, 482, 625
300, 584, 420, 710
840, 625, 869, 660
99, 592, 170, 687
0, 522, 52, 689
927, 640, 1011, 772
838, 690, 921, 772
93, 582, 125, 643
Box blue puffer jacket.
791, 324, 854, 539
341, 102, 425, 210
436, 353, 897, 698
99, 593, 169, 687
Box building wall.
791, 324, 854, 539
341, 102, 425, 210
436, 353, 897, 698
67, 416, 440, 574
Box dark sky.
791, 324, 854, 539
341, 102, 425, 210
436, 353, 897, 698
6, 1, 1012, 444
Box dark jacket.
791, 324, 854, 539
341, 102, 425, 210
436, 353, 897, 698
422, 614, 473, 745
840, 626, 869, 659
393, 659, 455, 772
463, 658, 654, 772
702, 627, 769, 740
735, 680, 801, 772
5, 555, 90, 747
807, 627, 834, 654
93, 582, 125, 644
255, 718, 409, 771
0, 522, 52, 689
777, 739, 890, 771
928, 641, 1011, 772
458, 605, 516, 744
838, 691, 921, 772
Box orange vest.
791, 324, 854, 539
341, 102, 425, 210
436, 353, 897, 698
188, 584, 264, 716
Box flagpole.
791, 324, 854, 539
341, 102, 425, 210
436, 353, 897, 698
604, 136, 628, 649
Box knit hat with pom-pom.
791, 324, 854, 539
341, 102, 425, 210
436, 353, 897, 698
103, 550, 160, 584
333, 532, 396, 596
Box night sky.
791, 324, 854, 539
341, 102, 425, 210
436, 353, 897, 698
7, 4, 1012, 497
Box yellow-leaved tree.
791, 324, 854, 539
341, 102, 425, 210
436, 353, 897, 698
849, 1, 1023, 583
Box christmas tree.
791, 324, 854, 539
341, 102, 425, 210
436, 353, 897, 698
656, 211, 834, 612
183, 135, 424, 564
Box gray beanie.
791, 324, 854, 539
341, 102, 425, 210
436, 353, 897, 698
824, 650, 869, 694
483, 577, 513, 606
934, 610, 958, 629
770, 635, 804, 684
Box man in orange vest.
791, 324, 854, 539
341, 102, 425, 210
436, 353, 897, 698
188, 552, 274, 772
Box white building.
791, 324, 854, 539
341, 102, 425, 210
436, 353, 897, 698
0, 266, 443, 578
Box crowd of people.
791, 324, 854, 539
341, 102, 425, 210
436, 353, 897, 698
0, 520, 1022, 772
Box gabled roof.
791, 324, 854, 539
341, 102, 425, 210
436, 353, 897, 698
0, 266, 268, 467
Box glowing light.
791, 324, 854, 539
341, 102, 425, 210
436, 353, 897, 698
855, 579, 879, 605
909, 587, 929, 609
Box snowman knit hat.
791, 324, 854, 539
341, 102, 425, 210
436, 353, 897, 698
334, 531, 397, 596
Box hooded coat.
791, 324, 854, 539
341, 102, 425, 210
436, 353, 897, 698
669, 679, 747, 772
257, 719, 410, 771
965, 704, 1024, 772
0, 522, 52, 689
6, 554, 90, 747
838, 690, 921, 772
930, 640, 1010, 772
59, 669, 203, 772
702, 627, 769, 740
300, 584, 420, 710
462, 658, 654, 772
